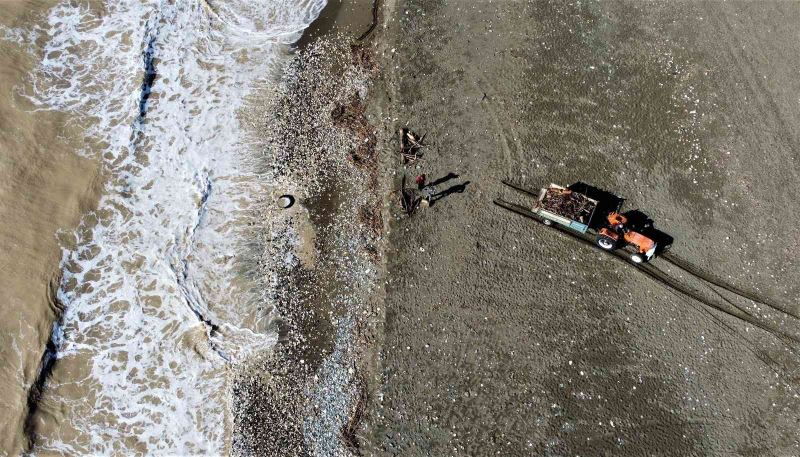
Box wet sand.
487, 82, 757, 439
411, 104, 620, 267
232, 1, 385, 455
0, 3, 101, 454
361, 0, 800, 455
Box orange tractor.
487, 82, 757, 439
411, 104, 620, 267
595, 212, 657, 263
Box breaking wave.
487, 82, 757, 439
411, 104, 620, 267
20, 0, 325, 453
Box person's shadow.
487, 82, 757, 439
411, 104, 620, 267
429, 181, 470, 206
427, 172, 459, 188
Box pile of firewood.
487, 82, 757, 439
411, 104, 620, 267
541, 188, 595, 223
399, 128, 425, 163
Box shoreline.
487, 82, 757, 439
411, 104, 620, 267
2, 2, 387, 455
232, 1, 387, 454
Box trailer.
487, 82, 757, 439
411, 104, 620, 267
501, 181, 598, 233
534, 183, 598, 233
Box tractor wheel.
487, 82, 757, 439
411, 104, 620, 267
630, 253, 645, 264
542, 218, 553, 226
596, 235, 616, 250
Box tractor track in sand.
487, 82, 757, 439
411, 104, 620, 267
493, 197, 800, 350
659, 253, 798, 320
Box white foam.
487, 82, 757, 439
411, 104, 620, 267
16, 0, 325, 453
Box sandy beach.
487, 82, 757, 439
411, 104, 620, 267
358, 0, 800, 455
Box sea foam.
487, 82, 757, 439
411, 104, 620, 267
17, 0, 325, 453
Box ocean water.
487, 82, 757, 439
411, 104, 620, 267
4, 0, 325, 453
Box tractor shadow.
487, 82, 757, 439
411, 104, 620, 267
566, 182, 624, 231
567, 182, 674, 255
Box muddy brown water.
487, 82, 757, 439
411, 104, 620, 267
0, 3, 103, 454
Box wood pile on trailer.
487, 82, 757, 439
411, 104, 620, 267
540, 187, 595, 224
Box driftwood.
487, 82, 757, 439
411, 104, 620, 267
357, 0, 381, 42
350, 43, 376, 71
540, 187, 595, 223
398, 175, 420, 216
341, 363, 368, 455
399, 128, 425, 164
331, 93, 377, 168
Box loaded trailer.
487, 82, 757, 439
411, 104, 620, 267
532, 183, 598, 233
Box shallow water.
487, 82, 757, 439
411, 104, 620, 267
1, 0, 325, 453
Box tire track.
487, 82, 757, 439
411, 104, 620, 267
663, 285, 800, 395
660, 252, 798, 320
493, 198, 800, 347
481, 82, 524, 176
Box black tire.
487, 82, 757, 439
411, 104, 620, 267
596, 235, 616, 250
277, 194, 295, 209
542, 218, 553, 226
630, 253, 645, 264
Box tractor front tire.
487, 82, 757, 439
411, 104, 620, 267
542, 218, 553, 226
596, 235, 616, 250
630, 253, 645, 264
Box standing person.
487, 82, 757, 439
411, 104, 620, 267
421, 185, 436, 205
414, 174, 436, 206
415, 174, 426, 190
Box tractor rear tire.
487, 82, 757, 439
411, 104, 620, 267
596, 235, 616, 250
630, 253, 645, 264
